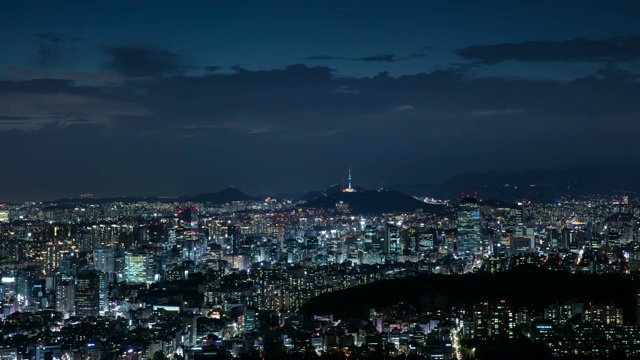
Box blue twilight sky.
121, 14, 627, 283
0, 1, 639, 201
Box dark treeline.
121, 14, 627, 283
301, 265, 636, 322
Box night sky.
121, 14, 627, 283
1, 1, 640, 202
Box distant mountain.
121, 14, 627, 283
264, 191, 306, 200
388, 160, 640, 202
47, 195, 168, 205
477, 199, 520, 209
48, 187, 259, 205
301, 188, 446, 214
300, 183, 344, 202
300, 190, 325, 202
177, 187, 260, 203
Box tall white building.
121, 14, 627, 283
0, 210, 9, 223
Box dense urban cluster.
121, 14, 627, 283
0, 188, 639, 359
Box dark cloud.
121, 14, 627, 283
0, 78, 79, 94
352, 54, 398, 62
456, 36, 640, 64
0, 115, 31, 121
307, 53, 425, 63
205, 66, 221, 72
305, 55, 348, 60
0, 77, 150, 131
103, 46, 184, 77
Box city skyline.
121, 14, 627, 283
1, 1, 640, 201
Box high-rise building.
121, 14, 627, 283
98, 271, 109, 315
93, 247, 115, 282
36, 345, 61, 360
179, 207, 199, 228
503, 203, 523, 234
457, 197, 482, 254
0, 210, 9, 223
0, 347, 19, 360
75, 269, 100, 318
124, 249, 154, 284
244, 309, 257, 333
385, 223, 402, 260
227, 225, 241, 254
55, 279, 75, 319
59, 253, 80, 279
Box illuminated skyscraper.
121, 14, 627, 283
457, 197, 482, 254
385, 223, 402, 261
93, 247, 115, 282
75, 269, 100, 318
0, 210, 9, 223
55, 279, 75, 319
125, 249, 154, 284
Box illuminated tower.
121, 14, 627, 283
457, 197, 482, 254
343, 166, 355, 192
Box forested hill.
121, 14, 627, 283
301, 265, 636, 322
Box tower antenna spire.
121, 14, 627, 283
343, 166, 355, 192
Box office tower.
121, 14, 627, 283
244, 309, 257, 333
561, 229, 576, 250
98, 271, 109, 315
124, 249, 154, 284
385, 223, 402, 260
283, 238, 301, 264
457, 197, 482, 254
0, 210, 8, 223
36, 345, 61, 360
179, 207, 199, 228
55, 279, 75, 319
503, 203, 524, 234
416, 231, 431, 253
75, 269, 100, 318
59, 253, 80, 279
0, 348, 19, 360
93, 247, 115, 282
227, 225, 241, 254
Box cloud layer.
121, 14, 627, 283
456, 36, 640, 64
103, 46, 184, 77
1, 57, 639, 200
